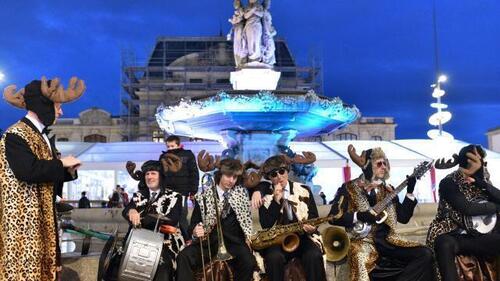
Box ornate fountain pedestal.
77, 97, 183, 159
220, 129, 297, 164
230, 67, 281, 90
156, 90, 360, 165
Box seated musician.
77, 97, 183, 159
255, 155, 326, 281
427, 145, 500, 281
122, 159, 185, 281
175, 158, 256, 281
329, 145, 434, 281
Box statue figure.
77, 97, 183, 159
228, 0, 277, 68
261, 0, 276, 65
243, 0, 264, 63
228, 0, 247, 68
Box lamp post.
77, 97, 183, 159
427, 74, 454, 141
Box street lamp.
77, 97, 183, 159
427, 74, 454, 141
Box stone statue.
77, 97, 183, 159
228, 0, 277, 68
228, 0, 247, 68
261, 0, 276, 65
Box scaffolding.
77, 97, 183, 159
120, 36, 323, 141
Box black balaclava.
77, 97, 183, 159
24, 80, 56, 127
141, 160, 164, 189
458, 144, 486, 179
361, 149, 374, 180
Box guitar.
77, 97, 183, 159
351, 161, 433, 238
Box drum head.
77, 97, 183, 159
98, 234, 120, 281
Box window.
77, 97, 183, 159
152, 130, 164, 143
57, 138, 69, 142
84, 134, 107, 143
189, 78, 203, 84
336, 133, 358, 141
216, 78, 230, 84
371, 135, 383, 141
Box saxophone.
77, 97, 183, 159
250, 215, 333, 252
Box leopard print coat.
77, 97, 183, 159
0, 121, 58, 280
345, 177, 421, 281
195, 185, 253, 239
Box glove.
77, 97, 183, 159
406, 175, 416, 194
357, 211, 377, 224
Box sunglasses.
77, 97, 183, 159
375, 161, 387, 168
268, 167, 288, 178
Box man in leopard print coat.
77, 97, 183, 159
328, 144, 435, 281
427, 144, 500, 281
0, 77, 84, 280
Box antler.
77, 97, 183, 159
197, 150, 216, 172
348, 144, 367, 167
242, 160, 262, 189
292, 151, 316, 164
434, 154, 459, 169
160, 153, 182, 173
126, 161, 143, 181
41, 76, 86, 103
3, 85, 26, 109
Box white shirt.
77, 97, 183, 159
216, 185, 230, 200
25, 114, 52, 154
283, 181, 291, 200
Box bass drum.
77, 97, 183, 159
98, 232, 122, 281
118, 228, 164, 281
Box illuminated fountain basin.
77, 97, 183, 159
156, 90, 359, 164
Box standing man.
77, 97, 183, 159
0, 77, 84, 280
329, 145, 434, 281
257, 155, 326, 281
176, 158, 256, 281
122, 159, 185, 281
78, 191, 91, 208
427, 145, 500, 281
162, 135, 199, 240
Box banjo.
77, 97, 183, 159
462, 198, 497, 234
351, 161, 433, 238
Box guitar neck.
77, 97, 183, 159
372, 179, 408, 214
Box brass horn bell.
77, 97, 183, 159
322, 226, 350, 263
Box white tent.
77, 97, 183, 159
60, 139, 500, 204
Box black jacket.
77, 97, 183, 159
122, 188, 182, 233
257, 181, 319, 229
161, 148, 199, 196
5, 118, 76, 197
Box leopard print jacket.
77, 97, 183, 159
0, 121, 58, 280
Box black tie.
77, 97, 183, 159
220, 191, 231, 219
368, 190, 377, 207
41, 127, 51, 135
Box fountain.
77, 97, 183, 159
155, 1, 360, 167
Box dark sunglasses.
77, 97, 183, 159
375, 161, 387, 168
268, 167, 288, 178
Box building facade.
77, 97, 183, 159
51, 108, 123, 143
121, 36, 323, 141
487, 126, 500, 152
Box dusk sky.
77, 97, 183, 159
0, 1, 498, 146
